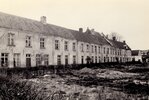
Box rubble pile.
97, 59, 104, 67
25, 74, 135, 100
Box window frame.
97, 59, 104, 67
26, 36, 32, 47
8, 33, 15, 46
64, 41, 68, 51
1, 53, 9, 67
55, 40, 60, 50
72, 42, 76, 51
13, 53, 21, 67
40, 38, 45, 49
44, 54, 49, 66
36, 54, 42, 66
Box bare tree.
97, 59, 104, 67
108, 32, 122, 41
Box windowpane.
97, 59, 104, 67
55, 40, 59, 50
36, 54, 41, 66
73, 56, 76, 64
44, 54, 49, 66
1, 53, 9, 67
40, 38, 45, 49
64, 41, 68, 51
65, 55, 68, 65
81, 44, 84, 52
8, 33, 15, 46
73, 43, 76, 51
13, 53, 20, 67
57, 55, 61, 65
26, 36, 31, 47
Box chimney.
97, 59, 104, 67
79, 28, 83, 33
123, 40, 126, 43
40, 16, 47, 24
112, 36, 116, 41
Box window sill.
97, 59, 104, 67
40, 47, 45, 49
55, 49, 60, 50
8, 44, 15, 47
26, 46, 32, 48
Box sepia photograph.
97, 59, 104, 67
0, 0, 148, 99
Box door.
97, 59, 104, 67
26, 54, 31, 67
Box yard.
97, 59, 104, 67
0, 64, 149, 100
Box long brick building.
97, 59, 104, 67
0, 12, 131, 68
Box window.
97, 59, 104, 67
40, 38, 45, 49
98, 46, 100, 53
113, 49, 115, 55
99, 56, 101, 63
104, 57, 106, 62
107, 48, 109, 54
81, 56, 84, 64
8, 33, 15, 46
72, 43, 76, 51
92, 56, 94, 63
92, 45, 94, 53
65, 55, 68, 65
107, 57, 109, 62
13, 53, 20, 67
120, 50, 122, 55
44, 54, 49, 66
36, 54, 41, 66
57, 55, 61, 65
81, 43, 84, 52
95, 46, 97, 54
104, 47, 106, 54
64, 41, 68, 51
73, 56, 76, 64
95, 56, 97, 63
1, 53, 9, 67
111, 48, 113, 55
55, 40, 59, 50
26, 36, 31, 47
86, 44, 89, 52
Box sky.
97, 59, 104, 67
0, 0, 148, 50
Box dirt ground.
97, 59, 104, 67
23, 67, 149, 100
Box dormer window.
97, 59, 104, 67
8, 33, 15, 46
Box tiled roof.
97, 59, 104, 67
0, 12, 130, 49
109, 39, 131, 50
131, 50, 139, 56
0, 12, 75, 39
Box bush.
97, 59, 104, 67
0, 77, 44, 100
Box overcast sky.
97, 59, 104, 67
0, 0, 148, 50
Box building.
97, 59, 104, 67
132, 50, 149, 62
0, 12, 132, 68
